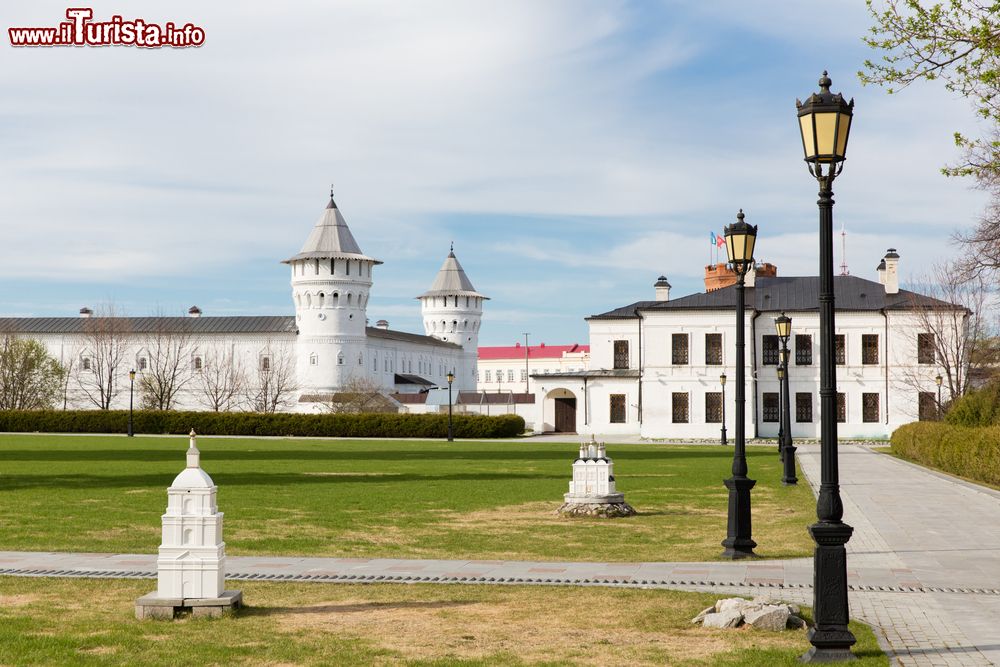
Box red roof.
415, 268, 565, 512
478, 343, 590, 360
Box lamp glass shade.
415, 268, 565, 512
935, 375, 943, 386
129, 370, 136, 380
720, 373, 727, 386
774, 313, 792, 340
797, 72, 854, 164
446, 372, 455, 384
724, 211, 757, 269
777, 366, 785, 380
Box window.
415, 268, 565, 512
336, 352, 344, 366
672, 392, 689, 423
918, 392, 938, 421
358, 352, 364, 366
834, 334, 846, 366
705, 333, 722, 365
507, 369, 514, 382
81, 357, 92, 371
795, 392, 813, 422
672, 334, 689, 365
705, 391, 723, 423
863, 393, 880, 423
609, 394, 627, 423
762, 392, 779, 422
795, 335, 813, 365
520, 369, 527, 382
837, 392, 846, 423
917, 333, 936, 364
485, 370, 491, 383
310, 354, 318, 367
763, 335, 779, 365
193, 356, 203, 372
613, 340, 629, 369
260, 356, 271, 372
862, 334, 879, 365
137, 357, 147, 371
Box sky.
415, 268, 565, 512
0, 1, 989, 345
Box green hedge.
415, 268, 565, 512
891, 421, 1000, 487
944, 383, 1000, 427
0, 410, 525, 439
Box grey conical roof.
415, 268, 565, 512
418, 250, 488, 299
282, 196, 382, 264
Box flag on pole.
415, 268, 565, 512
710, 231, 717, 246
716, 232, 726, 248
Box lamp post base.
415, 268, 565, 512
721, 476, 757, 559
782, 445, 798, 485
802, 521, 856, 662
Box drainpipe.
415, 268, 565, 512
637, 310, 643, 425
583, 376, 589, 426
882, 308, 889, 425
750, 308, 761, 438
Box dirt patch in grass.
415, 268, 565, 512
270, 592, 730, 664
0, 594, 38, 607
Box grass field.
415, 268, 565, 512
0, 576, 886, 666
0, 434, 816, 561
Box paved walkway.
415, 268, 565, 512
1, 445, 998, 665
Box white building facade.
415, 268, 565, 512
0, 194, 486, 411
532, 251, 967, 439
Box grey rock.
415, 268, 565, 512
786, 614, 807, 630
744, 605, 790, 632
715, 597, 750, 613
691, 605, 716, 624
702, 609, 744, 629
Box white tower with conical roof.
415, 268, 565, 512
418, 245, 487, 391
283, 191, 383, 394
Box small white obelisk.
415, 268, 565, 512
156, 429, 226, 599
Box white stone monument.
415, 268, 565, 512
135, 430, 242, 619
557, 437, 635, 517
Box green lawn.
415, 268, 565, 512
0, 576, 887, 666
0, 434, 816, 561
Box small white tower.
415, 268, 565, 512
283, 190, 383, 394
418, 245, 488, 390
557, 437, 635, 517
157, 430, 225, 599
137, 430, 241, 619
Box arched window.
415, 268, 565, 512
193, 356, 203, 372
332, 292, 339, 306
305, 293, 312, 308
318, 292, 325, 308
82, 357, 91, 371
358, 352, 364, 365
138, 357, 147, 371
451, 320, 457, 332
314, 259, 320, 274
346, 260, 350, 276
260, 356, 271, 372
330, 259, 335, 274
337, 352, 344, 366
466, 296, 470, 307
454, 296, 459, 307
347, 293, 353, 306
310, 353, 318, 366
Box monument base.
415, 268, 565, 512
135, 589, 243, 620
558, 493, 635, 518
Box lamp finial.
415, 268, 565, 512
819, 70, 832, 93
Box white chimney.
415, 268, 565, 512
188, 306, 203, 318
883, 248, 899, 294
654, 276, 671, 301
876, 259, 886, 285
375, 319, 389, 330
744, 263, 757, 288
79, 307, 93, 318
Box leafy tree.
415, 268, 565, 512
0, 336, 66, 410
861, 0, 1000, 179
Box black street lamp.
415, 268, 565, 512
128, 369, 136, 438
719, 372, 728, 446
775, 313, 797, 485
777, 361, 786, 458
797, 71, 856, 662
721, 209, 758, 560
446, 370, 455, 442
936, 374, 943, 420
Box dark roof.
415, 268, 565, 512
0, 317, 464, 349
394, 373, 435, 386
367, 327, 461, 349
0, 316, 298, 335
588, 276, 965, 320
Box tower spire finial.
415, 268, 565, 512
450, 241, 454, 254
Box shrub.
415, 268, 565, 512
0, 410, 525, 439
891, 421, 1000, 487
944, 383, 1000, 427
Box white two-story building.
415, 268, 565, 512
532, 250, 967, 439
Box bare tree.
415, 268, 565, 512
245, 343, 298, 413
138, 312, 195, 411
195, 343, 247, 412
75, 304, 131, 410
897, 263, 995, 405
323, 375, 396, 414
60, 355, 75, 410
0, 336, 66, 410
